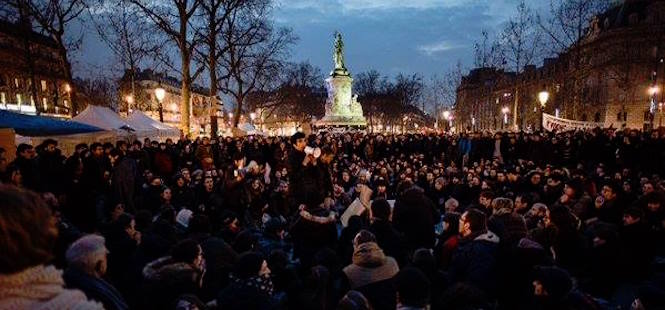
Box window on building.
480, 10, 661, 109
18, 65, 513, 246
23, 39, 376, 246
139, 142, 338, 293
16, 94, 22, 105
41, 80, 47, 92
63, 99, 68, 108
42, 98, 48, 111
617, 112, 623, 121
30, 96, 35, 106
594, 112, 601, 122
0, 92, 5, 104
14, 78, 19, 88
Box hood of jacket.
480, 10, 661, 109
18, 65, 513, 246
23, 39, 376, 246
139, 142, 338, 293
473, 231, 500, 244
352, 242, 387, 267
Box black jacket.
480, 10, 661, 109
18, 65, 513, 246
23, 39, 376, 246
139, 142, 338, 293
63, 267, 129, 310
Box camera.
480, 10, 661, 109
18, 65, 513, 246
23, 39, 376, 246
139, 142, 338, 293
305, 146, 322, 158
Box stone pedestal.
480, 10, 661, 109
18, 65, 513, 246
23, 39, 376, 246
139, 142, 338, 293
317, 74, 367, 127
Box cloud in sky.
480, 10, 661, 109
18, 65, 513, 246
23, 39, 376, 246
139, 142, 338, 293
270, 0, 549, 77
417, 40, 466, 56
76, 0, 550, 80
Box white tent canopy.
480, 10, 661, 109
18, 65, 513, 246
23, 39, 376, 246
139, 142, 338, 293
125, 111, 181, 139
72, 105, 133, 131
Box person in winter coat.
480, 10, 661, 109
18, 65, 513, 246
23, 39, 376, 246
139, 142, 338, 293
342, 230, 399, 310
394, 267, 431, 310
447, 208, 500, 296
488, 197, 527, 247
38, 139, 66, 194
217, 251, 275, 309
0, 185, 103, 309
142, 239, 205, 309
13, 143, 42, 192
104, 212, 141, 297
392, 180, 440, 250
530, 266, 601, 310
63, 234, 129, 310
171, 173, 195, 210
290, 197, 338, 269
110, 148, 139, 213
369, 199, 408, 267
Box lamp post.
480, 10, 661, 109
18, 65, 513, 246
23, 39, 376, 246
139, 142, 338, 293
443, 110, 451, 132
154, 87, 166, 122
125, 95, 134, 114
64, 83, 72, 113
501, 106, 510, 130
649, 85, 659, 129
538, 89, 549, 131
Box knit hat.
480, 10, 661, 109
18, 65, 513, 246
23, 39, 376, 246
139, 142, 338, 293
176, 209, 193, 228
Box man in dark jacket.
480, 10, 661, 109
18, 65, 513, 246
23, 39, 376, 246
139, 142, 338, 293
448, 208, 499, 296
64, 235, 129, 310
38, 139, 65, 194
110, 149, 139, 214
392, 180, 440, 250
217, 252, 275, 309
369, 199, 408, 267
13, 143, 41, 191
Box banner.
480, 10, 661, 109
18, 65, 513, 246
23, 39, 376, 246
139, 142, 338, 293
542, 113, 605, 132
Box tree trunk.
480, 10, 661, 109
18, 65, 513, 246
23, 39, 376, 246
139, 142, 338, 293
513, 86, 519, 130
208, 45, 218, 137
233, 93, 243, 128
181, 56, 192, 135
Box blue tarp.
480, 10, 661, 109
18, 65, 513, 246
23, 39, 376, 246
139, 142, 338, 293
0, 110, 104, 136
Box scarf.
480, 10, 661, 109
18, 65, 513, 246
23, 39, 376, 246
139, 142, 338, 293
0, 265, 102, 310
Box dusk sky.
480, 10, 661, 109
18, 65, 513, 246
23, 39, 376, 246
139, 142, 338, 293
75, 0, 550, 80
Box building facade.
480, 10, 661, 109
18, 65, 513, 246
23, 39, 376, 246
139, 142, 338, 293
0, 19, 71, 118
455, 0, 665, 131
119, 69, 221, 135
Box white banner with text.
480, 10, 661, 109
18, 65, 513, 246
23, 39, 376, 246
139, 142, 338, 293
542, 113, 605, 132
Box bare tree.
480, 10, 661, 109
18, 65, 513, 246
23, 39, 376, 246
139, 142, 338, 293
89, 0, 157, 112
498, 0, 543, 128
14, 0, 87, 115
129, 0, 203, 134
428, 61, 463, 124
218, 0, 296, 128
538, 0, 610, 119
74, 76, 118, 109
245, 62, 324, 124
355, 70, 384, 132
473, 30, 504, 68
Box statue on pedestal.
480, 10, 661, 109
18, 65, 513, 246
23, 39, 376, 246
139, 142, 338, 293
332, 31, 349, 76
317, 31, 366, 128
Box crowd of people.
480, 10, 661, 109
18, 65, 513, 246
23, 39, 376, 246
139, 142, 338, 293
1, 128, 665, 309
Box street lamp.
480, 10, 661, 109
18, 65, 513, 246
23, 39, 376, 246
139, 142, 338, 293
649, 85, 660, 96
501, 106, 510, 129
443, 110, 450, 120
64, 83, 72, 111
154, 87, 166, 122
538, 89, 549, 131
125, 95, 134, 114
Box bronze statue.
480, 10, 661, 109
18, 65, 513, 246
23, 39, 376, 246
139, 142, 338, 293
333, 31, 347, 72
